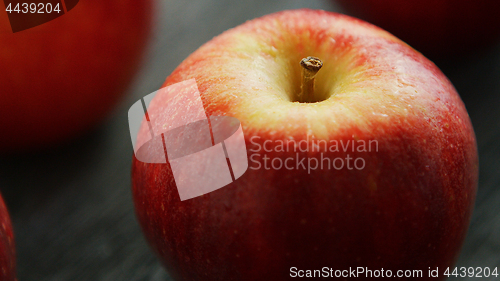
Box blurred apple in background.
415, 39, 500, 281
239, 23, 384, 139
0, 194, 15, 281
336, 0, 500, 59
132, 9, 478, 281
0, 0, 152, 151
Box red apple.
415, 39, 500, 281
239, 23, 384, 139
0, 0, 152, 151
131, 9, 478, 280
0, 194, 15, 281
336, 0, 500, 58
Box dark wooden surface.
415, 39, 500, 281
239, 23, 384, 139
0, 0, 499, 280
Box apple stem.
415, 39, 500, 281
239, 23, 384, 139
299, 56, 323, 103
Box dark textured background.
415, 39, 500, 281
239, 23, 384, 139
0, 0, 499, 280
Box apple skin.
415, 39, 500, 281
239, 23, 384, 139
0, 194, 15, 281
132, 9, 478, 281
0, 0, 152, 151
336, 0, 500, 58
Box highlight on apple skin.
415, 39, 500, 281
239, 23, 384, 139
0, 194, 15, 281
131, 9, 478, 281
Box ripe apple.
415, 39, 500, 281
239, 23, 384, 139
336, 0, 500, 58
131, 9, 478, 281
0, 194, 15, 281
0, 0, 152, 151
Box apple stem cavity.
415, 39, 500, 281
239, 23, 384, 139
299, 56, 323, 103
